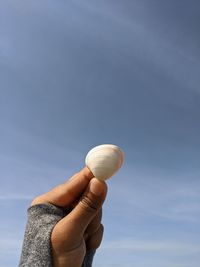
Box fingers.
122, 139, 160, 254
61, 178, 107, 236
85, 208, 102, 238
31, 167, 94, 207
84, 209, 104, 250
86, 224, 104, 251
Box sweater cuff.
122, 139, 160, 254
19, 203, 96, 267
19, 203, 65, 267
82, 250, 96, 267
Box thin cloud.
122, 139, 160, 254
0, 238, 22, 254
102, 239, 200, 254
0, 194, 33, 201
111, 168, 200, 222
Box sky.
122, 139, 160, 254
0, 0, 200, 266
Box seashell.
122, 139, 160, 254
85, 144, 124, 181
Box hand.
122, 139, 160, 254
31, 167, 107, 267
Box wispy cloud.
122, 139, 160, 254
0, 194, 33, 201
73, 0, 200, 94
111, 168, 200, 222
0, 238, 22, 255
102, 239, 200, 254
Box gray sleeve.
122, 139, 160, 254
19, 203, 96, 267
82, 251, 96, 267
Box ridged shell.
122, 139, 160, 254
85, 144, 124, 180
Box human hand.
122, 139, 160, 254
31, 167, 107, 267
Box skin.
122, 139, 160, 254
31, 167, 107, 267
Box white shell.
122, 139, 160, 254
85, 144, 124, 180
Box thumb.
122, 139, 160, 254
66, 178, 107, 235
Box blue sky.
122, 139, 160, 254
0, 0, 200, 266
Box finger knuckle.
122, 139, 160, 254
99, 223, 104, 233
80, 195, 99, 213
31, 195, 45, 206
93, 223, 104, 236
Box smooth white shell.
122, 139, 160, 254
85, 144, 124, 180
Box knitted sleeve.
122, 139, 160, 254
19, 203, 95, 267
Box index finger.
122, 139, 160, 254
31, 167, 94, 207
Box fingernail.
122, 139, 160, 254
90, 178, 105, 196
